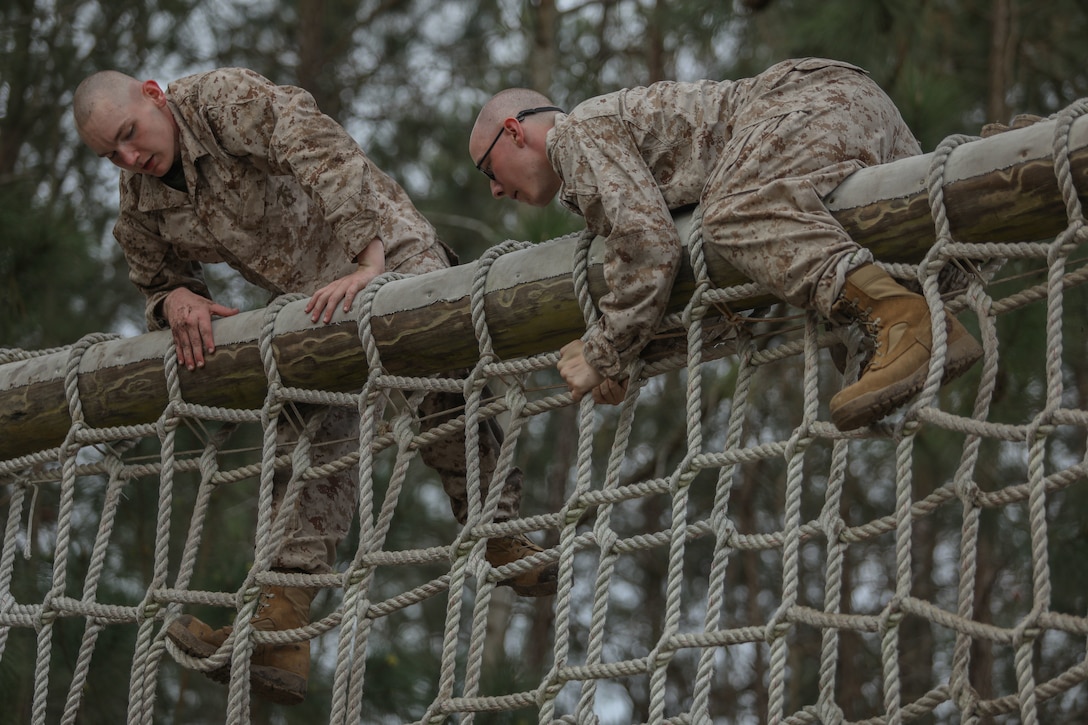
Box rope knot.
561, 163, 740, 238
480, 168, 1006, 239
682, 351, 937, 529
563, 505, 587, 527
879, 597, 905, 632
763, 605, 792, 643
1012, 607, 1045, 647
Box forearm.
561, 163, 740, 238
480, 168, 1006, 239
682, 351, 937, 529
115, 215, 210, 331
582, 228, 682, 377
355, 236, 385, 273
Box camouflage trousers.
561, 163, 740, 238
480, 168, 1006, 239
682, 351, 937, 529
700, 59, 923, 319
271, 244, 523, 574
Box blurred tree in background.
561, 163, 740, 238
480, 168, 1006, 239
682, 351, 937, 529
0, 0, 206, 348
2, 0, 1088, 722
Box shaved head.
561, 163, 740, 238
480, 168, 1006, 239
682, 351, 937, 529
73, 71, 142, 137
472, 88, 555, 137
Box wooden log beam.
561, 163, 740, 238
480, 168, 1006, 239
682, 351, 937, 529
2, 114, 1086, 462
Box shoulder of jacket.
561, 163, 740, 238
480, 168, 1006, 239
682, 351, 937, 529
568, 90, 624, 120
168, 68, 275, 104
785, 57, 869, 75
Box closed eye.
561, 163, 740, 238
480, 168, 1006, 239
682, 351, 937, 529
104, 124, 135, 160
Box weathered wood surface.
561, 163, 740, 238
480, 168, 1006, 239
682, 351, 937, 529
2, 115, 1086, 461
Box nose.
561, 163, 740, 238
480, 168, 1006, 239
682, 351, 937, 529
490, 178, 504, 199
116, 144, 140, 168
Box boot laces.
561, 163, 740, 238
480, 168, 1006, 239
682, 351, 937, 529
842, 297, 885, 369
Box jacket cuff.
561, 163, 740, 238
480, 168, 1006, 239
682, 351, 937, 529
146, 291, 172, 331
581, 327, 626, 380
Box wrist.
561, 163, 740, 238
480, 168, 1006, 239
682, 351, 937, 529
355, 237, 385, 270
160, 288, 184, 323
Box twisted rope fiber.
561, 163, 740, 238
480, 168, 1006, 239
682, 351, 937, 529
538, 228, 611, 724
680, 206, 735, 724
28, 333, 114, 725
331, 274, 416, 725
1013, 97, 1088, 725
459, 241, 542, 723
4, 100, 1088, 723
648, 204, 714, 724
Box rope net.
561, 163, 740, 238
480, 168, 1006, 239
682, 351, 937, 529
3, 102, 1088, 724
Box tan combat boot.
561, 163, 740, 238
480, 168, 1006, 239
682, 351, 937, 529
486, 533, 558, 597
166, 584, 315, 705
829, 264, 982, 431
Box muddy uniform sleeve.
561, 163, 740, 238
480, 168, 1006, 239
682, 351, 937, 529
197, 69, 383, 264
114, 177, 211, 331
550, 116, 683, 379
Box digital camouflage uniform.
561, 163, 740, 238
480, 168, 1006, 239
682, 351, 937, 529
546, 58, 922, 380
114, 67, 521, 574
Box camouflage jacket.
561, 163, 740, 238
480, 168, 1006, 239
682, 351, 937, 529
545, 58, 871, 378
113, 67, 438, 330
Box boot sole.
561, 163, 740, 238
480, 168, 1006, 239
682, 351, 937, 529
501, 561, 559, 597
166, 615, 307, 706
831, 330, 983, 431
504, 579, 558, 597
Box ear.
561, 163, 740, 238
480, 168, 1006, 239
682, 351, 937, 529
142, 80, 167, 106
504, 116, 526, 147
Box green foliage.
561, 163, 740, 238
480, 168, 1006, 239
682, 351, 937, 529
0, 182, 128, 348
1, 0, 210, 348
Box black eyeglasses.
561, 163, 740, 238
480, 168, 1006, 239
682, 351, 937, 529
475, 105, 564, 181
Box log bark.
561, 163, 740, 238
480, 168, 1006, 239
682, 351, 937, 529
1, 114, 1086, 461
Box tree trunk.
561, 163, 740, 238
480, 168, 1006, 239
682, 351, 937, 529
528, 0, 559, 93
986, 0, 1016, 124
